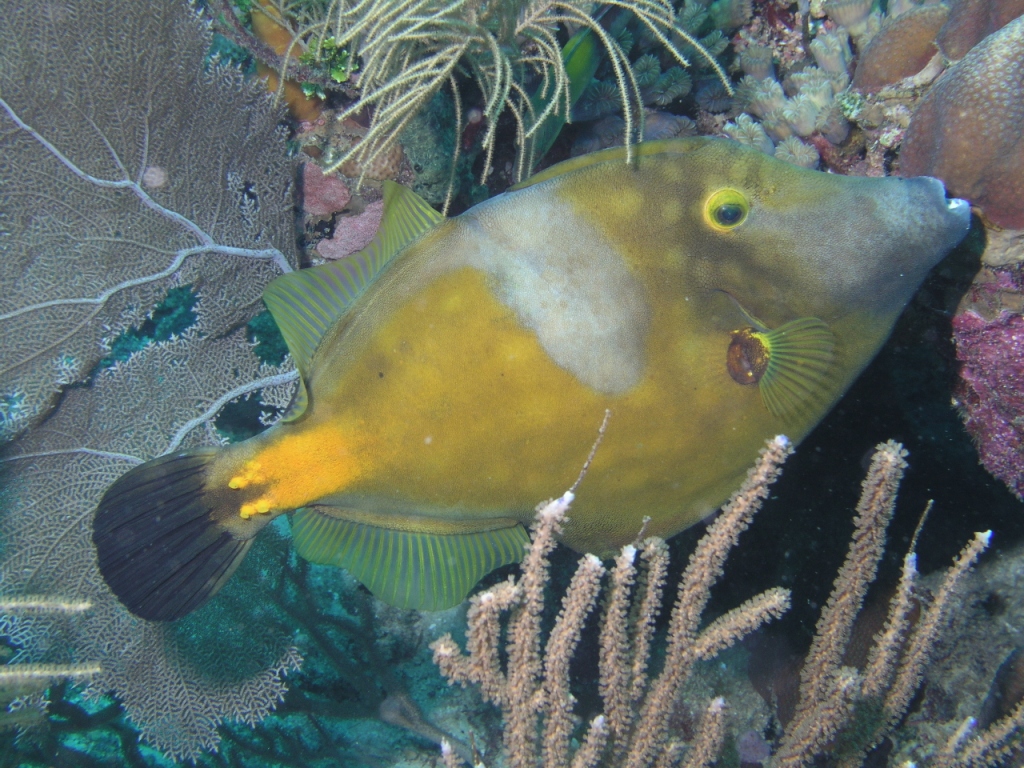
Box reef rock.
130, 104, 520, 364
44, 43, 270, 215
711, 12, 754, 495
301, 163, 352, 217
852, 5, 949, 93
938, 0, 1024, 60
316, 200, 385, 260
900, 16, 1024, 230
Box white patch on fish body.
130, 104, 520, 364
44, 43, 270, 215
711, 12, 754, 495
456, 185, 651, 394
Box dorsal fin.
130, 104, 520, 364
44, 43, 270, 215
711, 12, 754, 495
262, 181, 442, 418
511, 137, 712, 192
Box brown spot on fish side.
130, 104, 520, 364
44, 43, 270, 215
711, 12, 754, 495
727, 328, 769, 385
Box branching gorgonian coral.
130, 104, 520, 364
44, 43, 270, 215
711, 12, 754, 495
261, 0, 731, 184
0, 0, 301, 758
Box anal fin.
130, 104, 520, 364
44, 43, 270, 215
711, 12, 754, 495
291, 507, 529, 611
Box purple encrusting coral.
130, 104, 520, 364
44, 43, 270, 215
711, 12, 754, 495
953, 266, 1024, 501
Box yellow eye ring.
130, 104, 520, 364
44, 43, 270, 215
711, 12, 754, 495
704, 188, 749, 232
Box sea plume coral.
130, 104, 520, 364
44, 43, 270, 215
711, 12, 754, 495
247, 0, 730, 187
432, 439, 1000, 767
432, 436, 794, 768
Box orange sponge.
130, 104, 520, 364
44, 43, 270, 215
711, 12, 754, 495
251, 0, 322, 122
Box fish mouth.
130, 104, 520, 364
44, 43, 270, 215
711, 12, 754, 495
857, 175, 973, 314
887, 176, 972, 266
923, 175, 971, 226
946, 196, 971, 218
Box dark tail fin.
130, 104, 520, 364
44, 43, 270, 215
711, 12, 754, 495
93, 449, 254, 622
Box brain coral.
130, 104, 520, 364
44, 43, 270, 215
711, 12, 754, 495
900, 16, 1024, 229
852, 5, 949, 92
938, 0, 1024, 60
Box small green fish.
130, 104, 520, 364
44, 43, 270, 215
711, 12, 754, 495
93, 138, 969, 621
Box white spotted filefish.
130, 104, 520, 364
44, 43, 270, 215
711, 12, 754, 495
93, 138, 970, 621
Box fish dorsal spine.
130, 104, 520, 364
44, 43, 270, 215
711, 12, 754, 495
262, 181, 443, 420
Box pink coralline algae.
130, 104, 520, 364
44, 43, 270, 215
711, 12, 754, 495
316, 200, 384, 260
301, 163, 352, 217
938, 0, 1024, 60
953, 267, 1024, 501
852, 5, 949, 93
900, 16, 1024, 229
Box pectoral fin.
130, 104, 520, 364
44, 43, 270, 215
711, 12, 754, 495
291, 508, 529, 610
727, 317, 836, 418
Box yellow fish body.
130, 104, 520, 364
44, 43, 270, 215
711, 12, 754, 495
94, 138, 969, 620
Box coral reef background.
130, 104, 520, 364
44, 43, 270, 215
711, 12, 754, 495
2, 0, 1024, 764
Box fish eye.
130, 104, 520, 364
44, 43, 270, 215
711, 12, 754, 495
716, 204, 744, 225
704, 189, 749, 231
